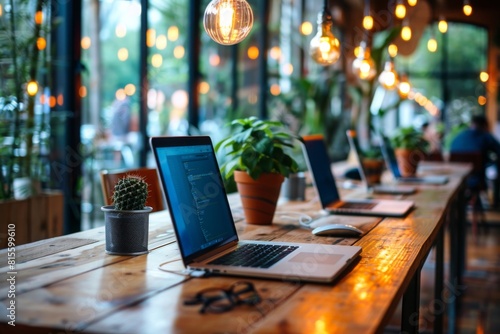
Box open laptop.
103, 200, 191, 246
150, 136, 361, 283
301, 134, 414, 217
380, 136, 448, 185
346, 130, 416, 195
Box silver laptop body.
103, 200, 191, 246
150, 135, 361, 283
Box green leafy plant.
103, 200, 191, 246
215, 117, 299, 180
390, 126, 429, 151
112, 175, 149, 210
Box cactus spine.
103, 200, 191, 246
112, 175, 149, 210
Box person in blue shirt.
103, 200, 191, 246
450, 115, 500, 227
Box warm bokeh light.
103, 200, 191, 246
388, 44, 398, 57
0, 5, 3, 16
35, 11, 43, 25
49, 96, 56, 108
168, 26, 179, 41
352, 44, 376, 81
478, 95, 487, 105
116, 23, 127, 38
463, 4, 472, 16
171, 90, 188, 109
57, 94, 64, 106
480, 71, 489, 82
156, 34, 167, 50
354, 45, 361, 57
438, 20, 448, 33
362, 15, 374, 30
79, 86, 87, 98
427, 37, 437, 52
300, 21, 313, 35
147, 29, 156, 47
37, 37, 46, 50
378, 61, 399, 90
209, 54, 220, 66
27, 81, 39, 96
283, 63, 293, 75
398, 76, 411, 98
124, 84, 136, 96
151, 54, 163, 68
116, 89, 126, 101
203, 0, 254, 45
401, 26, 412, 41
81, 36, 91, 49
395, 4, 406, 19
247, 46, 259, 60
408, 0, 417, 6
270, 84, 281, 96
199, 81, 210, 94
117, 48, 129, 61
269, 46, 281, 60
173, 46, 185, 59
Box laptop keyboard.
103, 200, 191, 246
208, 243, 298, 269
338, 202, 377, 210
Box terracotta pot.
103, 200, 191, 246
394, 148, 425, 177
362, 158, 384, 184
233, 171, 284, 225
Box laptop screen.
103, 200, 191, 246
380, 136, 402, 178
301, 135, 341, 208
346, 130, 371, 187
151, 136, 238, 264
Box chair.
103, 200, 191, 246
448, 152, 486, 233
100, 167, 165, 212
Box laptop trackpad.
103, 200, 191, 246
289, 252, 342, 265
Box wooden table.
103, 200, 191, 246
0, 162, 471, 334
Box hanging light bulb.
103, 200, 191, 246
463, 0, 472, 16
203, 0, 253, 45
27, 80, 39, 96
408, 0, 417, 6
398, 74, 411, 98
479, 71, 489, 82
352, 41, 376, 81
401, 20, 412, 41
438, 17, 448, 33
395, 0, 406, 19
388, 43, 398, 57
378, 59, 399, 90
362, 0, 373, 30
309, 1, 341, 66
427, 34, 437, 52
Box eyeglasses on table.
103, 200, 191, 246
183, 281, 262, 314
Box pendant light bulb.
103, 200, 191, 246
352, 42, 376, 81
463, 0, 472, 16
427, 36, 437, 52
395, 1, 406, 19
309, 7, 341, 66
363, 15, 374, 30
203, 0, 254, 45
398, 75, 411, 99
438, 18, 448, 33
378, 60, 399, 90
388, 43, 398, 57
408, 0, 417, 6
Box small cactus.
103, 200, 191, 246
112, 175, 149, 210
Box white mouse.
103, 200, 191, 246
311, 224, 363, 237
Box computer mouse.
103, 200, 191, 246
311, 224, 363, 237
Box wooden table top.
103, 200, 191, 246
0, 162, 471, 333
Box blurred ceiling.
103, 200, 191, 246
343, 0, 500, 31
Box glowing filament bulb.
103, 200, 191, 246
408, 0, 417, 6
427, 36, 437, 52
203, 0, 254, 45
309, 9, 341, 65
401, 24, 412, 41
378, 60, 399, 90
363, 15, 373, 30
395, 3, 406, 19
438, 20, 448, 33
463, 3, 472, 16
27, 80, 39, 96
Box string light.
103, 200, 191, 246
408, 0, 417, 6
438, 18, 448, 33
378, 59, 399, 90
398, 74, 411, 99
395, 0, 406, 19
352, 41, 376, 80
203, 0, 254, 45
309, 0, 341, 66
362, 0, 373, 31
401, 20, 412, 41
463, 0, 472, 16
388, 44, 398, 57
479, 71, 489, 82
427, 34, 437, 52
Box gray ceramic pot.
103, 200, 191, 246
101, 205, 153, 255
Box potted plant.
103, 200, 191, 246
215, 117, 299, 225
101, 175, 152, 255
390, 126, 429, 177
361, 147, 385, 184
